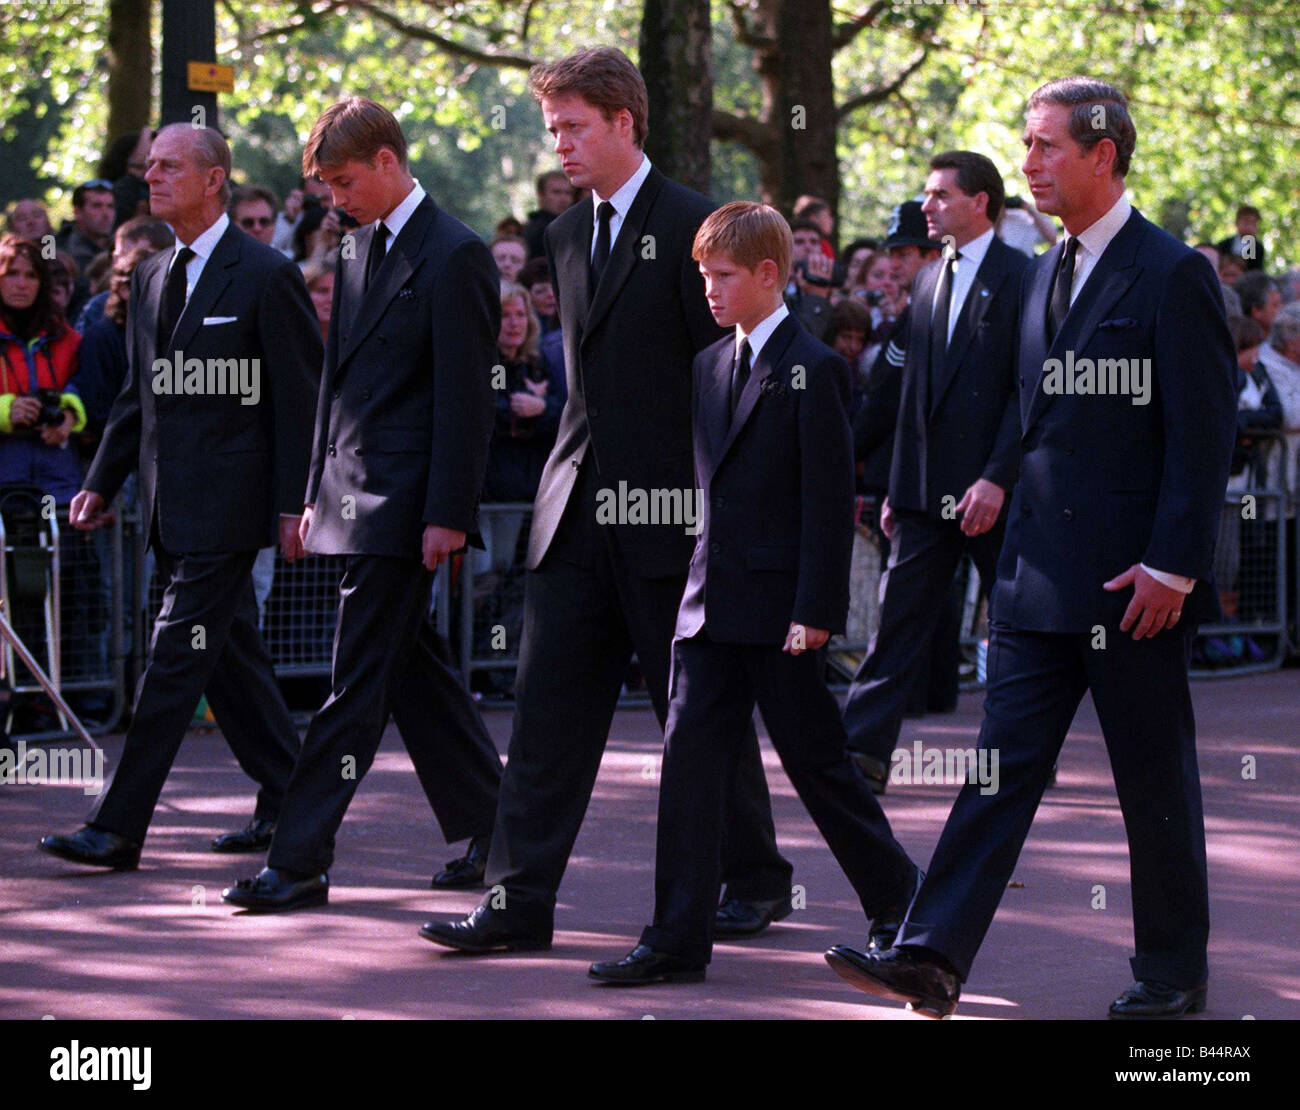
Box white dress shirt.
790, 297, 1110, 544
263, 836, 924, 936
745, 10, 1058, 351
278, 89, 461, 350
165, 211, 230, 301
374, 180, 427, 252
934, 226, 995, 345
1059, 192, 1192, 595
590, 155, 653, 260
736, 302, 789, 363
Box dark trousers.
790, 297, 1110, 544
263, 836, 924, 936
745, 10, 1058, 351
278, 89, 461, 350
91, 545, 299, 844
843, 512, 1003, 764
896, 621, 1209, 988
484, 460, 792, 927
268, 555, 502, 874
641, 632, 915, 964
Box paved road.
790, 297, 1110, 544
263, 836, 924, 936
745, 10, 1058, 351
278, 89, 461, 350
2, 670, 1296, 1020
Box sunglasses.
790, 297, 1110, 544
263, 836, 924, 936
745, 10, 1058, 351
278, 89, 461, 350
239, 216, 275, 228
80, 179, 114, 192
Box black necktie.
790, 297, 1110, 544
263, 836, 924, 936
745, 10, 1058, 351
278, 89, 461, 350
589, 201, 614, 293
730, 339, 752, 415
157, 245, 195, 350
929, 251, 958, 396
1048, 235, 1078, 342
365, 223, 389, 291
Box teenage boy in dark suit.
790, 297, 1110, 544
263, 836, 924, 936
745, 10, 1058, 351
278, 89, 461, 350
590, 203, 919, 984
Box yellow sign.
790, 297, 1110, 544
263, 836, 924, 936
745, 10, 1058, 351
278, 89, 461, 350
187, 62, 234, 93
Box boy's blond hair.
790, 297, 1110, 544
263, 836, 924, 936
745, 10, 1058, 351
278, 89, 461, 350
692, 202, 793, 286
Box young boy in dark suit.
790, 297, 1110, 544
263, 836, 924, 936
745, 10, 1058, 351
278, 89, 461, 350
589, 202, 920, 984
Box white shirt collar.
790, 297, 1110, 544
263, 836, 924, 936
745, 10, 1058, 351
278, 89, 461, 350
172, 211, 228, 266
1071, 192, 1132, 261
738, 302, 789, 362
953, 225, 995, 271
592, 155, 652, 222
380, 180, 426, 243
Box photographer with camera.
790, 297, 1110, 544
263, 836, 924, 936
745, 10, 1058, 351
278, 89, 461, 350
785, 218, 835, 338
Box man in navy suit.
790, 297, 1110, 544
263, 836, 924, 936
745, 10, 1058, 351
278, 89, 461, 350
826, 78, 1236, 1019
223, 98, 503, 912
842, 152, 1027, 793
590, 203, 918, 984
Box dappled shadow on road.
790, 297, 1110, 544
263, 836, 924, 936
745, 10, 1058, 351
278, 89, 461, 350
1, 670, 1295, 1019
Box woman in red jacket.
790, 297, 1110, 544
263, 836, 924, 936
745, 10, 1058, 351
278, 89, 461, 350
0, 234, 87, 504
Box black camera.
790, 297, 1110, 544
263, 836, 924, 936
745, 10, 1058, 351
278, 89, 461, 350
33, 389, 66, 427
854, 288, 884, 307
1004, 196, 1025, 210
794, 259, 833, 288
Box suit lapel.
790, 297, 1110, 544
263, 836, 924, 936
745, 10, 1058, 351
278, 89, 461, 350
1024, 209, 1147, 431
337, 197, 430, 372
583, 166, 663, 337
932, 245, 1004, 416
712, 315, 798, 475
167, 224, 238, 354
139, 253, 168, 364
702, 340, 734, 468
554, 210, 593, 335
911, 261, 940, 414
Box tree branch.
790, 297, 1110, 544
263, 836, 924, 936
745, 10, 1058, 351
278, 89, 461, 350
836, 48, 928, 120
712, 107, 775, 157
347, 0, 539, 69
831, 2, 888, 53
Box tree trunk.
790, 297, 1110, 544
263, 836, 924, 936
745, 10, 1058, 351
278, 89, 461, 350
639, 0, 712, 195
105, 0, 153, 158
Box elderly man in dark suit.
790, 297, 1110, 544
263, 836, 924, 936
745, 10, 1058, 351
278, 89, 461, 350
223, 97, 502, 912
422, 48, 793, 954
842, 152, 1027, 799
827, 78, 1236, 1019
39, 124, 321, 870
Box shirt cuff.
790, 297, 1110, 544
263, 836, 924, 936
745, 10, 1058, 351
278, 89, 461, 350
1140, 564, 1195, 594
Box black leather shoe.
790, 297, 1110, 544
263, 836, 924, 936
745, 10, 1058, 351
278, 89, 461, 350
866, 865, 924, 953
825, 944, 961, 1018
419, 903, 551, 953
222, 867, 328, 912
211, 817, 275, 853
713, 895, 793, 938
1108, 980, 1207, 1020
430, 835, 489, 889
849, 750, 888, 795
39, 825, 140, 870
589, 945, 706, 985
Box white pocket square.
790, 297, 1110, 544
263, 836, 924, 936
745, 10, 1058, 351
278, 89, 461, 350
202, 315, 238, 325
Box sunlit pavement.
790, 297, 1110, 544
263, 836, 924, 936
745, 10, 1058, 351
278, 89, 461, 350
2, 670, 1296, 1020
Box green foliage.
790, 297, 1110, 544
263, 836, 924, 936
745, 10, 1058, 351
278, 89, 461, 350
3, 0, 1295, 265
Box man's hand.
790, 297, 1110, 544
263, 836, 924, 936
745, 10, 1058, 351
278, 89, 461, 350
956, 478, 1005, 537
279, 514, 305, 562
1104, 564, 1187, 639
39, 409, 75, 447
298, 504, 314, 549
797, 251, 833, 292
422, 524, 466, 572
9, 396, 40, 428
69, 489, 111, 531
879, 495, 895, 541
509, 391, 546, 419
783, 623, 830, 655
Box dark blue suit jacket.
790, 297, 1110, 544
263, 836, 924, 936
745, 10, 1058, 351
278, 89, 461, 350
992, 207, 1236, 633
677, 314, 854, 644
888, 234, 1028, 516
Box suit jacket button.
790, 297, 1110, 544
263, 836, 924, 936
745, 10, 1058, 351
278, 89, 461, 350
362, 390, 372, 400
588, 406, 599, 418
1063, 508, 1074, 520
328, 446, 337, 456
354, 447, 363, 455
1064, 445, 1074, 455
1021, 505, 1031, 518
332, 389, 341, 400
715, 496, 725, 508
709, 542, 720, 553
972, 389, 980, 397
